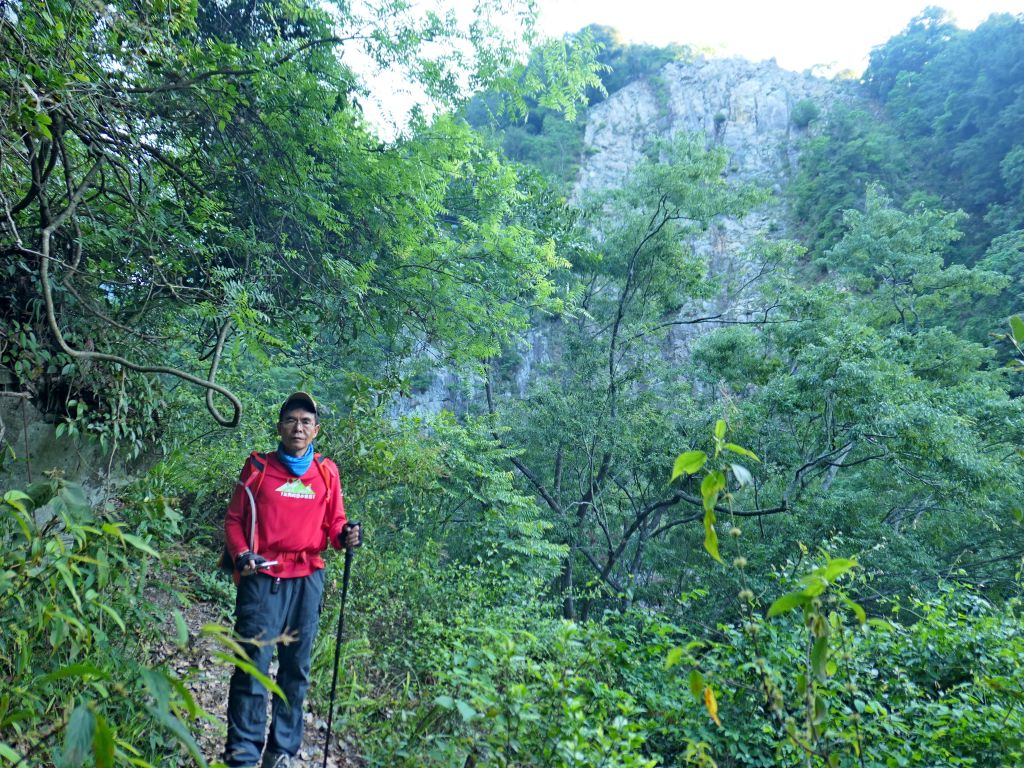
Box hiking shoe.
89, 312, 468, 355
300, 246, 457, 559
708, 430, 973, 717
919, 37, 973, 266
261, 754, 290, 768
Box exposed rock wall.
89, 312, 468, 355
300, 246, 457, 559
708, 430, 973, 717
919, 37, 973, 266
579, 56, 840, 193
576, 57, 847, 361
0, 367, 130, 496
402, 57, 852, 411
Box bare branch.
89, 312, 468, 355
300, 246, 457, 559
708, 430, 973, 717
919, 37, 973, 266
484, 367, 562, 515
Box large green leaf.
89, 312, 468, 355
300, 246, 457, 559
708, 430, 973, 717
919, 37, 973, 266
671, 450, 707, 480
59, 702, 95, 768
688, 669, 705, 701
810, 636, 830, 680
93, 713, 115, 768
723, 443, 760, 462
1010, 314, 1024, 344
664, 646, 685, 669
145, 706, 208, 767
767, 591, 809, 618
702, 508, 722, 563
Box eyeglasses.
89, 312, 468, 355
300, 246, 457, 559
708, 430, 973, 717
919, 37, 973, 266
281, 417, 317, 428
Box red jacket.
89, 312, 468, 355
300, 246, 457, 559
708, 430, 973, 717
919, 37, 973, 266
225, 451, 346, 578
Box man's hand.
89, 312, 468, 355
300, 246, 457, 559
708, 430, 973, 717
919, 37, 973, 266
235, 551, 270, 576
338, 521, 362, 550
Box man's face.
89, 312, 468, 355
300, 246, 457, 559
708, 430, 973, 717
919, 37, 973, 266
277, 407, 319, 457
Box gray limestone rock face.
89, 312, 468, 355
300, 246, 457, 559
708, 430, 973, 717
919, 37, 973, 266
579, 56, 840, 193
399, 57, 852, 411
575, 56, 847, 361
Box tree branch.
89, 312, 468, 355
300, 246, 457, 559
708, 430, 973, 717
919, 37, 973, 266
119, 36, 350, 94
37, 162, 243, 427
484, 367, 562, 515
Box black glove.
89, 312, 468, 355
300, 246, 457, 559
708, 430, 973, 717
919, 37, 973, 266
337, 521, 363, 549
235, 551, 269, 574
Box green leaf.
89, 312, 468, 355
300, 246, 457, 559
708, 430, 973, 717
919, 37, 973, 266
434, 695, 454, 709
212, 652, 285, 700
723, 443, 760, 462
2, 493, 33, 541
38, 663, 109, 685
810, 636, 829, 680
702, 508, 722, 563
173, 611, 189, 649
96, 602, 126, 632
700, 470, 725, 513
167, 674, 201, 720
0, 744, 22, 762
664, 646, 684, 670
714, 419, 726, 440
59, 484, 90, 514
145, 706, 208, 767
822, 557, 858, 582
813, 693, 828, 725
767, 591, 809, 618
671, 450, 707, 480
1011, 315, 1024, 344
60, 701, 95, 768
455, 699, 477, 721
3, 490, 32, 507
840, 594, 866, 624
688, 669, 704, 701
122, 534, 159, 559
867, 618, 895, 632
93, 714, 114, 768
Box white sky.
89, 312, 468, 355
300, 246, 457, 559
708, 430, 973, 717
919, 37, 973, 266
535, 0, 1023, 74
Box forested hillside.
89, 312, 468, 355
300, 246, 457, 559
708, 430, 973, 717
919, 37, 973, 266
2, 2, 1024, 767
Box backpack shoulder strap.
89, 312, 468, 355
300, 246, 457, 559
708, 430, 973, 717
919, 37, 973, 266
314, 453, 337, 507
237, 451, 268, 553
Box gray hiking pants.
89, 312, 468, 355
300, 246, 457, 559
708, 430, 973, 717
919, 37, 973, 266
223, 570, 325, 767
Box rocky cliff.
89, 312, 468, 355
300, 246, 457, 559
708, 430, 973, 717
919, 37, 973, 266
406, 56, 853, 411
579, 56, 841, 193
573, 56, 848, 362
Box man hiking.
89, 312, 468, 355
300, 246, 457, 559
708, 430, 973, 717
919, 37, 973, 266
222, 392, 361, 768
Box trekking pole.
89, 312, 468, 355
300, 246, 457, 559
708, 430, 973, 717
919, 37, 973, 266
323, 522, 360, 768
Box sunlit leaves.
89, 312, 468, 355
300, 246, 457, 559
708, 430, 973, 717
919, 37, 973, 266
671, 450, 707, 480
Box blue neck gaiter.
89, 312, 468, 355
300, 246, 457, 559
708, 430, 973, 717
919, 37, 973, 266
277, 443, 314, 477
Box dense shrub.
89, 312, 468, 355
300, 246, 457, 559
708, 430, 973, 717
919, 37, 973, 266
0, 477, 212, 766
790, 99, 820, 129
311, 526, 1024, 767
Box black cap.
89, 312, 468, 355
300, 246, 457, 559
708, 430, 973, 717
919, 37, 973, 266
279, 391, 318, 421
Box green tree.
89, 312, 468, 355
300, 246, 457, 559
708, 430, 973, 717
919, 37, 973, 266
865, 10, 1024, 260
696, 191, 1024, 612
487, 134, 776, 619
864, 6, 961, 101
788, 107, 912, 257
0, 0, 599, 459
